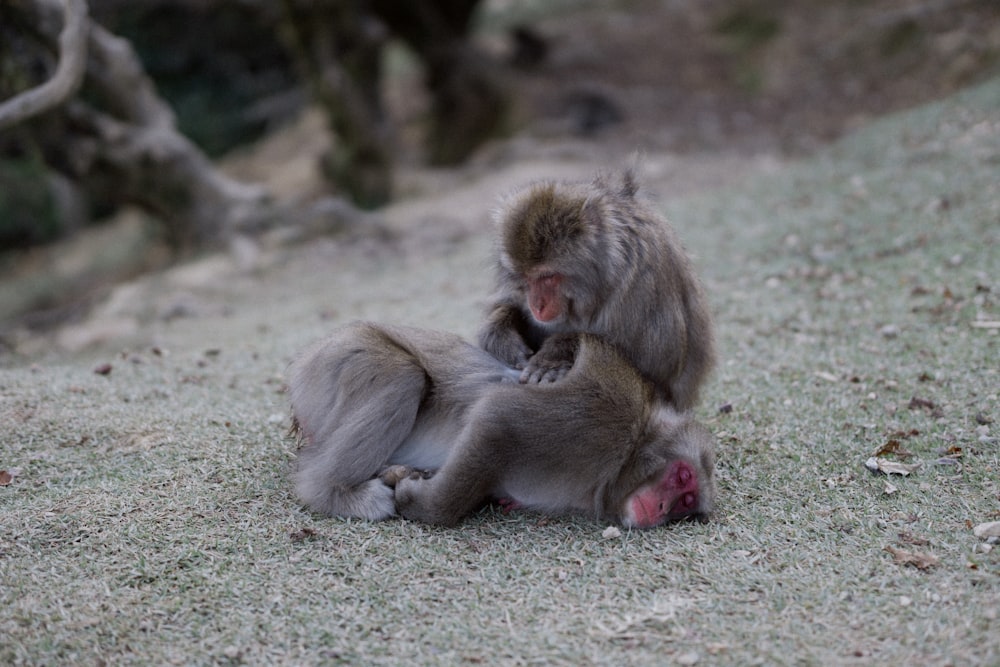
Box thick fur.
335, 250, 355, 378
478, 169, 716, 411
289, 322, 519, 520
289, 321, 716, 525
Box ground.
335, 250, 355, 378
1, 1, 999, 664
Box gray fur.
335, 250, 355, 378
289, 321, 716, 526
479, 169, 716, 411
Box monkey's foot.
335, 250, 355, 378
378, 465, 414, 487
378, 465, 432, 487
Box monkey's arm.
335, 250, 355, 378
520, 332, 580, 384
478, 303, 538, 369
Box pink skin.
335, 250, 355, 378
497, 497, 523, 513
624, 460, 700, 529
528, 273, 564, 322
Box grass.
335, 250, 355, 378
2, 79, 998, 665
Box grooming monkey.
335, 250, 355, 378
479, 169, 715, 411
289, 321, 716, 526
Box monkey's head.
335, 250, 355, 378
496, 180, 616, 327
616, 406, 717, 529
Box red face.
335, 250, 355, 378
527, 271, 564, 323
622, 459, 702, 528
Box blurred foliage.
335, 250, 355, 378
94, 2, 301, 157
714, 7, 781, 52
0, 158, 59, 248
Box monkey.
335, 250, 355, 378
478, 169, 716, 412
288, 321, 716, 527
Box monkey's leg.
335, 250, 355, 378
394, 429, 499, 526
291, 340, 428, 520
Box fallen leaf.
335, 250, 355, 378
0, 470, 12, 486
865, 457, 920, 476
873, 439, 914, 459
884, 482, 898, 495
973, 521, 1000, 539
897, 531, 930, 546
908, 396, 935, 411
93, 363, 113, 376
885, 545, 938, 570
602, 526, 622, 539
934, 458, 962, 472
939, 445, 963, 458
289, 527, 318, 543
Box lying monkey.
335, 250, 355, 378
289, 322, 716, 527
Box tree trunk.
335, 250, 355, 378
280, 0, 394, 209
0, 0, 362, 251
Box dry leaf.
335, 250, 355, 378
898, 531, 930, 546
865, 457, 920, 476
883, 482, 898, 495
973, 521, 1000, 539
873, 439, 914, 459
0, 470, 12, 486
289, 527, 318, 543
602, 526, 622, 539
885, 545, 938, 570
908, 396, 935, 411
93, 363, 113, 376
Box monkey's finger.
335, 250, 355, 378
520, 366, 546, 384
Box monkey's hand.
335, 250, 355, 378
479, 317, 533, 369
520, 333, 579, 384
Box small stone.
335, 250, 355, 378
880, 324, 900, 339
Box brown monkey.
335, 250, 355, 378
478, 169, 715, 411
289, 321, 716, 526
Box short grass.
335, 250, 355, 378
2, 79, 998, 665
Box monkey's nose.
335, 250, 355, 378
673, 492, 696, 515
678, 465, 692, 485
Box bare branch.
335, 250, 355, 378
0, 0, 90, 130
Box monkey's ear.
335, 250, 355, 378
619, 167, 639, 199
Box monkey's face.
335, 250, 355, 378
620, 458, 707, 528
524, 267, 565, 323
619, 410, 717, 528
